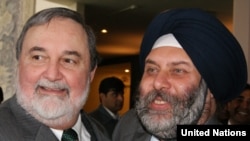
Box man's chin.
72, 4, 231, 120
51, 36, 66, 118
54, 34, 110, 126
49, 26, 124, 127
30, 95, 70, 117
142, 118, 177, 139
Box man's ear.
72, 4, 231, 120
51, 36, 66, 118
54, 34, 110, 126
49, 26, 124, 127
208, 90, 216, 115
197, 90, 216, 125
99, 93, 106, 103
90, 65, 97, 82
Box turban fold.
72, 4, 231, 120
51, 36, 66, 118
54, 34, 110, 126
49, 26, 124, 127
139, 8, 247, 103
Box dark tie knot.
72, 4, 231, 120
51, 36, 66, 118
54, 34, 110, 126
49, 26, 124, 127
62, 128, 78, 141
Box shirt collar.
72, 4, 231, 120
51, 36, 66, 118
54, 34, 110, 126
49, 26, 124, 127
103, 105, 119, 119
50, 114, 90, 140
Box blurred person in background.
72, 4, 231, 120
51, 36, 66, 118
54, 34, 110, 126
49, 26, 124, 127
89, 76, 125, 139
226, 83, 250, 125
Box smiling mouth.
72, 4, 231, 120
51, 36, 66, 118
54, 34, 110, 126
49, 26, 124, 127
38, 86, 68, 96
148, 98, 172, 112
153, 99, 167, 104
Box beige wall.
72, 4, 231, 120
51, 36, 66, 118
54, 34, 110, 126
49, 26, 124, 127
0, 0, 35, 100
233, 0, 250, 83
35, 0, 77, 12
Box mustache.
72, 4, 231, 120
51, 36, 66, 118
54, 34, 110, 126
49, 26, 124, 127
146, 90, 178, 105
136, 89, 192, 111
35, 79, 70, 94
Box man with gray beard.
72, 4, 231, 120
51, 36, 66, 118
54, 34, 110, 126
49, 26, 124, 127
112, 8, 247, 141
136, 79, 208, 139
0, 7, 110, 141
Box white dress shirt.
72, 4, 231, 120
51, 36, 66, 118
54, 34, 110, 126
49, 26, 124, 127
150, 135, 160, 141
51, 114, 91, 141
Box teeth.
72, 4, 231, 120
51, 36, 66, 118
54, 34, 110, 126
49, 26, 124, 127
43, 86, 62, 91
154, 99, 166, 104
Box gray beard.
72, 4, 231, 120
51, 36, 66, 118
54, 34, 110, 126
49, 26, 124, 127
16, 76, 90, 128
135, 79, 208, 139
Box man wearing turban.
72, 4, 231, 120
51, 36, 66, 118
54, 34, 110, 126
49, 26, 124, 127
112, 8, 247, 141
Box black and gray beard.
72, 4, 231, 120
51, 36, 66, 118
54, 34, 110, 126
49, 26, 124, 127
135, 79, 208, 140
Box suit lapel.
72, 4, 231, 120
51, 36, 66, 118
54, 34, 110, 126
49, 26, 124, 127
81, 111, 97, 141
35, 126, 58, 141
10, 96, 58, 141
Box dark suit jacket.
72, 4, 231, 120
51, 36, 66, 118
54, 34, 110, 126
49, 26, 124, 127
112, 108, 222, 141
0, 96, 110, 141
112, 109, 151, 141
89, 105, 118, 139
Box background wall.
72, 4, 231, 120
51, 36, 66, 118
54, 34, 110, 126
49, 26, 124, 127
0, 0, 34, 100
35, 0, 77, 12
233, 0, 250, 82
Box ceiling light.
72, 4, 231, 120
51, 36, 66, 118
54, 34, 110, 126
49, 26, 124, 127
101, 29, 108, 33
124, 69, 130, 73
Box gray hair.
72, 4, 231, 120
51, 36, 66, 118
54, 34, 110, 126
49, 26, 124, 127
15, 7, 99, 71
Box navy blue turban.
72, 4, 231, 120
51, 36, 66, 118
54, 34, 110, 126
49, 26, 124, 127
139, 8, 247, 103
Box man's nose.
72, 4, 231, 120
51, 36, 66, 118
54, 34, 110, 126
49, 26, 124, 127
153, 71, 171, 91
43, 61, 63, 81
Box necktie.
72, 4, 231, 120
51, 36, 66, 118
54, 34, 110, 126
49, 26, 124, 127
62, 128, 79, 141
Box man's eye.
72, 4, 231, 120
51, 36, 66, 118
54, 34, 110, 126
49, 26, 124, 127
173, 68, 188, 74
32, 55, 43, 60
64, 58, 76, 64
147, 68, 155, 73
174, 69, 183, 73
145, 67, 157, 73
